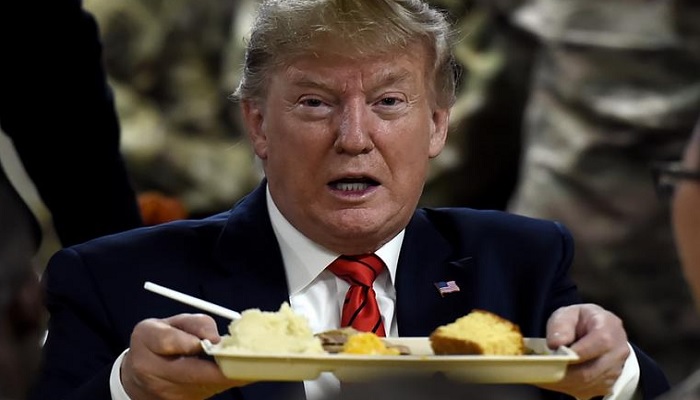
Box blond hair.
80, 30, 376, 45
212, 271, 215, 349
233, 0, 458, 108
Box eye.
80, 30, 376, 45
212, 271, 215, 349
372, 95, 408, 117
376, 97, 402, 107
294, 96, 333, 119
299, 98, 324, 107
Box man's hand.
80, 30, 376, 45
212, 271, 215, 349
537, 304, 631, 400
121, 313, 250, 400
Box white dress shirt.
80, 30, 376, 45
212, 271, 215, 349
109, 187, 640, 400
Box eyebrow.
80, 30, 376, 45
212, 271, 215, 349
287, 68, 415, 93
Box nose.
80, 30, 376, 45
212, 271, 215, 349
334, 99, 374, 155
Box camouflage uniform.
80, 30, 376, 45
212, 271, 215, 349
83, 0, 260, 217
507, 0, 700, 382
421, 0, 534, 210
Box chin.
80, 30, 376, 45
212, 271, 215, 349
332, 210, 385, 232
328, 222, 396, 251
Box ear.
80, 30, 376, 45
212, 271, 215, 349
9, 271, 44, 336
428, 108, 450, 158
241, 99, 269, 160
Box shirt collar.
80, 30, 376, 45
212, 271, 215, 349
266, 186, 404, 295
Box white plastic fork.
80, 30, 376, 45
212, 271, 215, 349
143, 281, 242, 320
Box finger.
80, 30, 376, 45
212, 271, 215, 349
566, 356, 622, 392
132, 315, 218, 357
539, 357, 618, 399
123, 349, 250, 400
546, 306, 579, 348
145, 355, 251, 391
164, 313, 222, 342
567, 317, 627, 363
160, 355, 231, 385
124, 316, 249, 400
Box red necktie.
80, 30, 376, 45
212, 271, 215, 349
328, 254, 386, 337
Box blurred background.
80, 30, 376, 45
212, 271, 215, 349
2, 0, 699, 386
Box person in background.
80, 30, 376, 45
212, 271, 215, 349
669, 120, 700, 310
653, 120, 700, 399
0, 2, 143, 395
506, 0, 700, 382
82, 0, 258, 220
0, 0, 143, 254
29, 1, 669, 400
421, 0, 536, 210
0, 181, 45, 400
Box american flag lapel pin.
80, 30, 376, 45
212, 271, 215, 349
434, 280, 460, 297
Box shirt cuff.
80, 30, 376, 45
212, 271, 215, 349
602, 343, 640, 400
109, 348, 132, 400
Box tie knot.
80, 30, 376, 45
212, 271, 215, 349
328, 254, 384, 287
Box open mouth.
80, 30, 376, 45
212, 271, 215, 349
329, 178, 379, 192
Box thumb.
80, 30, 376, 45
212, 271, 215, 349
546, 306, 579, 349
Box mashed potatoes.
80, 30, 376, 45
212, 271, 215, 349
219, 302, 324, 354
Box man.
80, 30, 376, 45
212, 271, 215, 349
0, 0, 143, 251
651, 122, 700, 400
506, 0, 700, 382
670, 120, 700, 310
0, 182, 45, 399
29, 1, 669, 400
0, 1, 142, 398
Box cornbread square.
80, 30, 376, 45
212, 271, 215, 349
429, 309, 525, 355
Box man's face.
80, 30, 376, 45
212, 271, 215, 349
672, 131, 700, 308
242, 44, 449, 254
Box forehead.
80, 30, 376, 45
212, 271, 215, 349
275, 44, 431, 91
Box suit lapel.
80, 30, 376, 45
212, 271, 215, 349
396, 210, 479, 337
199, 182, 306, 399
200, 182, 290, 316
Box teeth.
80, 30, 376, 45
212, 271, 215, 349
335, 182, 369, 191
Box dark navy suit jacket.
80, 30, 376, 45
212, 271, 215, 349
30, 182, 670, 400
